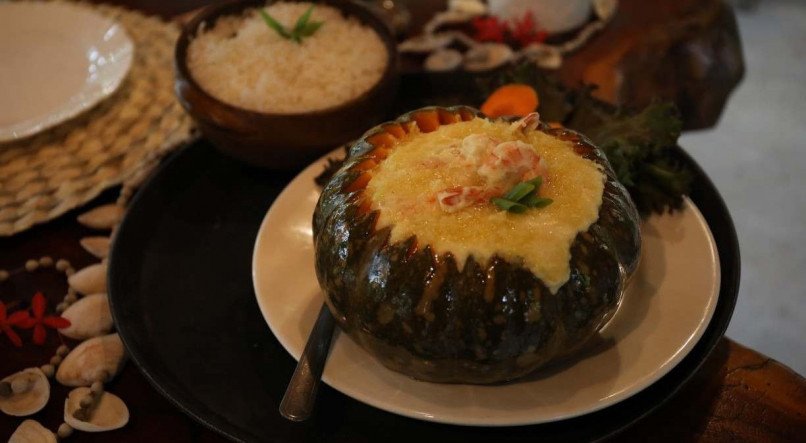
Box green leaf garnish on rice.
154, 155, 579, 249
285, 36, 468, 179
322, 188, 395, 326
260, 5, 323, 43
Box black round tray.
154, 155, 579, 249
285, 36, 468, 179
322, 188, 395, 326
108, 136, 739, 442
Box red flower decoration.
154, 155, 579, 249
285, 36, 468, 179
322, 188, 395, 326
511, 11, 548, 47
472, 12, 549, 48
0, 301, 31, 347
17, 292, 71, 345
472, 16, 507, 43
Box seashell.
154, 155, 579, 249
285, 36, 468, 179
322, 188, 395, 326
448, 0, 487, 15
0, 368, 50, 417
60, 294, 114, 340
445, 30, 482, 48
398, 33, 454, 53
425, 49, 464, 72
593, 0, 618, 21
77, 204, 124, 230
559, 20, 605, 53
80, 236, 111, 259
8, 419, 56, 443
423, 10, 480, 35
67, 263, 108, 295
521, 44, 564, 69
64, 388, 129, 432
56, 334, 126, 387
463, 43, 514, 72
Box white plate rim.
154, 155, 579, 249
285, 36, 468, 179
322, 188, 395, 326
0, 1, 134, 142
252, 150, 721, 426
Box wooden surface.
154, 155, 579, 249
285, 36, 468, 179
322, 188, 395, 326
623, 339, 806, 442
2, 1, 798, 442
557, 0, 745, 130
399, 0, 744, 130
1, 189, 805, 442
1, 190, 805, 442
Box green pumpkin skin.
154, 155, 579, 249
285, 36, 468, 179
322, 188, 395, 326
313, 106, 641, 384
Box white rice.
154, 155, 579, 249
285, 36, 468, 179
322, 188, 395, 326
187, 2, 387, 114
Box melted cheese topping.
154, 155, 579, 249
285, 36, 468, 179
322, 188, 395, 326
365, 118, 605, 293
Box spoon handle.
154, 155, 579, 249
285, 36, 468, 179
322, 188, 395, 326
279, 303, 336, 421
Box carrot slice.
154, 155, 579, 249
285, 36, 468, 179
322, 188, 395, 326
481, 84, 540, 118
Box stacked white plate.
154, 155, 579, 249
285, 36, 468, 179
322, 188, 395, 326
0, 1, 133, 142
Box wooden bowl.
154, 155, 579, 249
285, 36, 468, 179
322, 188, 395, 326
175, 0, 399, 169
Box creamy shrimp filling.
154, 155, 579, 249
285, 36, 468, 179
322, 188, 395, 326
365, 117, 605, 293
434, 133, 548, 212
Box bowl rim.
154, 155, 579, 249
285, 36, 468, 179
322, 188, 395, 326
174, 0, 399, 120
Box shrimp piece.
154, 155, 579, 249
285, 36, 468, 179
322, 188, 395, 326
425, 142, 463, 168
478, 140, 547, 187
459, 134, 498, 165
433, 131, 548, 214
437, 186, 489, 213
510, 112, 541, 133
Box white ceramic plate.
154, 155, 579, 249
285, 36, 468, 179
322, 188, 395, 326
252, 152, 720, 426
0, 1, 133, 142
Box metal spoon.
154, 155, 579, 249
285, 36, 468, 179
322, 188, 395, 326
279, 303, 336, 421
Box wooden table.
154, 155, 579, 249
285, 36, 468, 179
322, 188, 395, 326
2, 1, 803, 441
400, 0, 744, 130
2, 192, 805, 442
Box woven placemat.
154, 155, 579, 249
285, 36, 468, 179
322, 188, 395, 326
0, 0, 194, 236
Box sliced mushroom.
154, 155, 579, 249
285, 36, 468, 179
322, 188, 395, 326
60, 294, 114, 340
77, 204, 124, 230
64, 388, 129, 432
56, 334, 126, 387
398, 33, 454, 53
593, 0, 618, 21
423, 9, 481, 34
463, 43, 514, 72
559, 20, 605, 53
521, 44, 564, 69
8, 419, 56, 443
425, 49, 464, 72
0, 368, 50, 417
80, 237, 111, 259
67, 262, 108, 295
443, 30, 480, 49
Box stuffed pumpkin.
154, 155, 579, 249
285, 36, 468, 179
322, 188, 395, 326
313, 106, 641, 384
